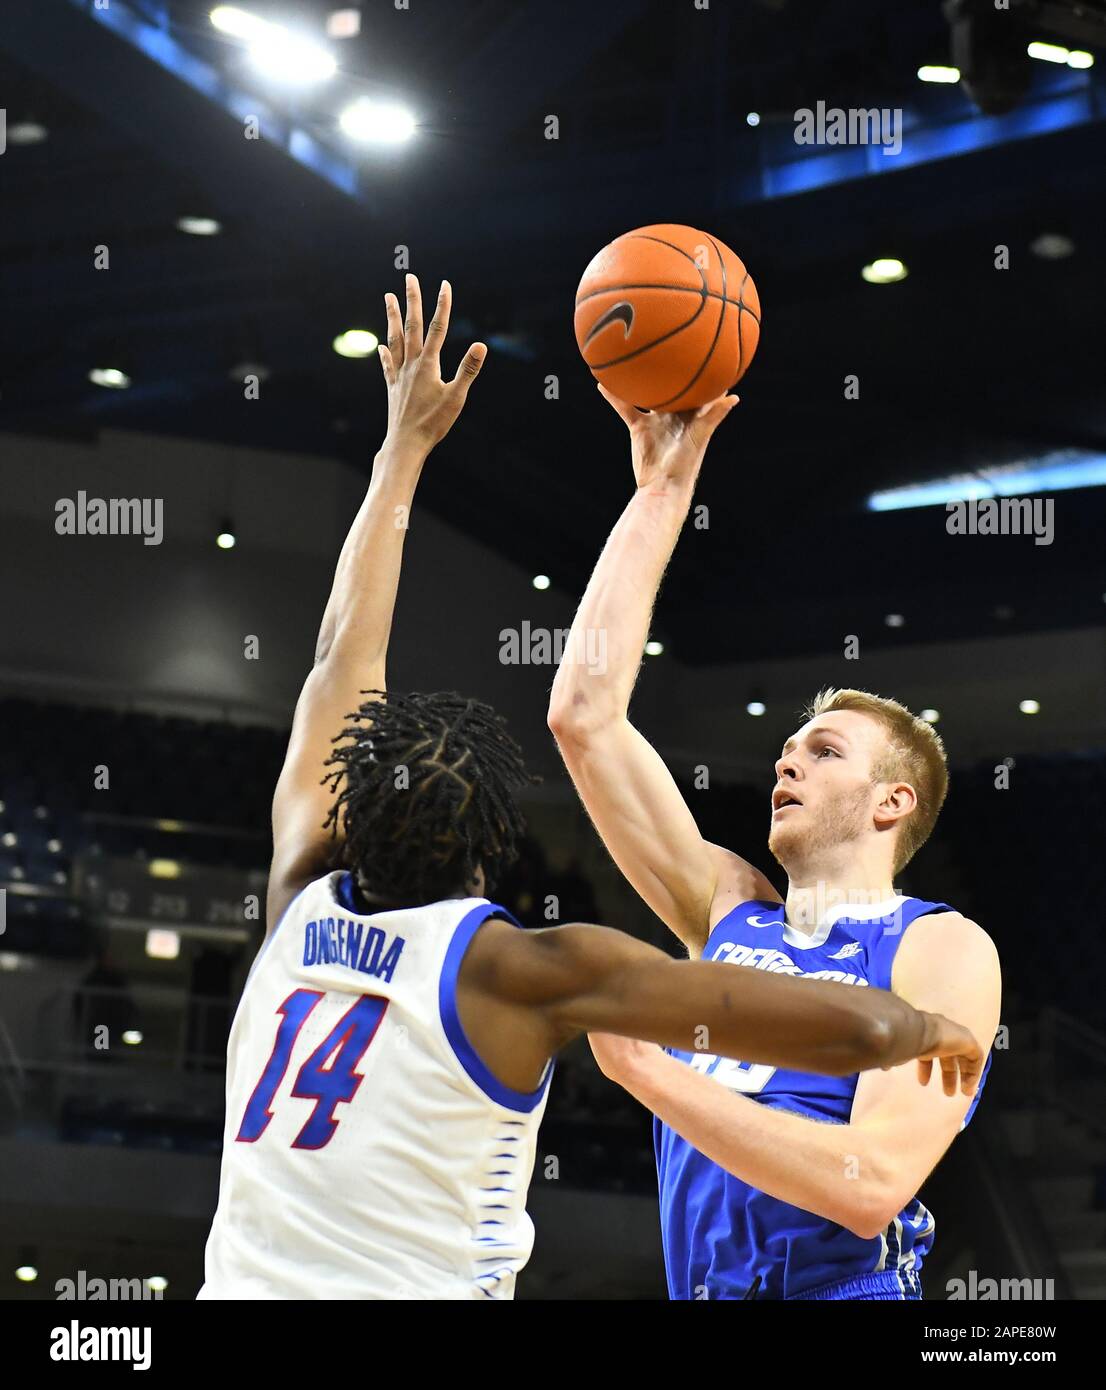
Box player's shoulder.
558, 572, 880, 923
905, 909, 996, 952
459, 917, 610, 1008
704, 841, 781, 931
897, 909, 1001, 977
264, 866, 335, 939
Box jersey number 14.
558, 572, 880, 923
236, 989, 388, 1149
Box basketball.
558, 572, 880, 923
573, 223, 761, 412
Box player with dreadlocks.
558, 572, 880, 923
321, 688, 534, 908
199, 274, 983, 1301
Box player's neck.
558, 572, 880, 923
355, 881, 477, 910
783, 875, 897, 933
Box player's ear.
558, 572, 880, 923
873, 782, 916, 829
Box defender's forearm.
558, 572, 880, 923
635, 958, 932, 1078
550, 478, 697, 724
314, 442, 427, 666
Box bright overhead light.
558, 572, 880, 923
1019, 698, 1040, 715
532, 574, 551, 590
149, 859, 182, 879
885, 613, 905, 628
1030, 232, 1074, 259
1030, 45, 1094, 70
746, 701, 766, 717
248, 29, 337, 84
15, 1266, 37, 1282
146, 1275, 169, 1293
216, 531, 236, 550
146, 930, 181, 961
339, 99, 417, 144
917, 65, 960, 84
746, 112, 761, 126
210, 6, 270, 41
869, 448, 1106, 510
332, 328, 379, 358
7, 121, 48, 146
644, 640, 664, 657
861, 257, 908, 284
176, 215, 221, 236
122, 1030, 144, 1046
89, 367, 131, 390
920, 709, 940, 724
1027, 41, 1070, 64
326, 9, 361, 39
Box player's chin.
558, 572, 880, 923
767, 822, 800, 864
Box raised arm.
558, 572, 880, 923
548, 388, 773, 955
456, 919, 983, 1101
267, 275, 486, 929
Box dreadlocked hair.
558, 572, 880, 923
321, 689, 537, 905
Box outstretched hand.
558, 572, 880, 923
379, 273, 487, 453
913, 1012, 984, 1098
597, 382, 739, 491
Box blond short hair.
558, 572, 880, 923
802, 687, 948, 874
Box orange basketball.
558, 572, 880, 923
574, 223, 761, 412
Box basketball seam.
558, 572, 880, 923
628, 233, 705, 263
575, 284, 760, 326
582, 300, 757, 373
653, 232, 729, 410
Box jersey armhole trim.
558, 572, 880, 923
439, 903, 554, 1114
245, 876, 317, 987
705, 899, 783, 955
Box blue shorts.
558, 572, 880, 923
786, 1270, 922, 1301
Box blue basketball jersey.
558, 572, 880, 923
654, 895, 992, 1300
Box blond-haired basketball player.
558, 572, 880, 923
548, 387, 1002, 1301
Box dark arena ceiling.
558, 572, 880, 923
1, 0, 1103, 663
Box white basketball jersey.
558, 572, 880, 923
198, 872, 552, 1300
